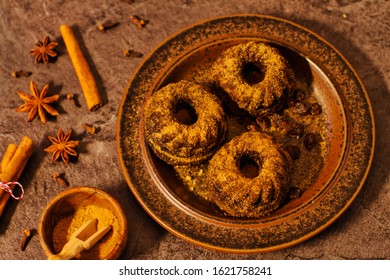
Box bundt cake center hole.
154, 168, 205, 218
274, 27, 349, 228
242, 62, 265, 84
239, 154, 261, 179
174, 100, 198, 125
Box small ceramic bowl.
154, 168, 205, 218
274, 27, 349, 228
38, 186, 127, 260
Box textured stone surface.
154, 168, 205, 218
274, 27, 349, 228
0, 0, 388, 260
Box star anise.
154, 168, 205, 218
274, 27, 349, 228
16, 80, 60, 123
44, 128, 79, 165
30, 36, 58, 64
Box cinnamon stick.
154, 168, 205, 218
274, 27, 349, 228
0, 136, 33, 217
0, 144, 18, 200
60, 25, 102, 112
0, 144, 17, 176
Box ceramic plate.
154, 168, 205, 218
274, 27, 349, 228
116, 15, 375, 253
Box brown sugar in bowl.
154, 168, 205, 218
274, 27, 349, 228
38, 186, 128, 260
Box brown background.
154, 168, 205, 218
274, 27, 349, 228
0, 0, 388, 260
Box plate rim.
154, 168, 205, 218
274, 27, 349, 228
116, 14, 375, 253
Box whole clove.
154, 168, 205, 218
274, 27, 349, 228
66, 93, 80, 107
11, 70, 32, 78
98, 21, 119, 32
20, 229, 31, 251
53, 172, 68, 187
130, 15, 146, 29
83, 123, 97, 135
123, 49, 143, 58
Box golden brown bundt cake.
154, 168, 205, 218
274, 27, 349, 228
143, 80, 227, 165
212, 41, 295, 116
204, 131, 292, 218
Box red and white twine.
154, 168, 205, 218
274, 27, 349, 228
0, 181, 24, 200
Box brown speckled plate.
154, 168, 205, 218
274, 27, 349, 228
116, 15, 374, 253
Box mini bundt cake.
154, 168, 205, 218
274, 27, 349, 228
204, 131, 292, 218
143, 80, 227, 165
212, 41, 295, 116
